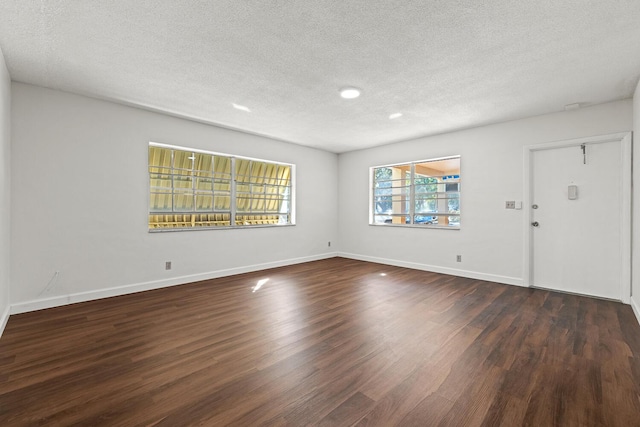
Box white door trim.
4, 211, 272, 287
523, 132, 632, 303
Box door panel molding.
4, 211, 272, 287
523, 132, 632, 303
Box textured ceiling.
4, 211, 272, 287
1, 1, 640, 153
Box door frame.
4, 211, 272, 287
523, 132, 632, 303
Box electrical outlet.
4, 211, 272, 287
456, 255, 462, 262
165, 261, 172, 270
505, 201, 516, 209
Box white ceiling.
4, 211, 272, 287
1, 1, 640, 153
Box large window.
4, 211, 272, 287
371, 156, 460, 228
149, 143, 294, 230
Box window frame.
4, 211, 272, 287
369, 155, 461, 229
148, 142, 296, 232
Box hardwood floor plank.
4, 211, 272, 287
1, 257, 639, 426
354, 363, 450, 426
317, 392, 374, 426
395, 393, 455, 427
479, 391, 528, 427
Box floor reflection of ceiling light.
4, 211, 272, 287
252, 278, 269, 292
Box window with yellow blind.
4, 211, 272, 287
148, 143, 294, 231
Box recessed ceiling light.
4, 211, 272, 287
340, 87, 361, 99
232, 103, 251, 112
389, 112, 403, 119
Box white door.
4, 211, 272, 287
530, 137, 629, 301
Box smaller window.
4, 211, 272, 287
371, 156, 460, 228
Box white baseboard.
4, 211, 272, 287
337, 252, 524, 287
0, 304, 9, 338
631, 297, 640, 327
5, 252, 637, 330
10, 252, 338, 315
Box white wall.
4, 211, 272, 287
338, 100, 632, 286
10, 83, 338, 312
633, 80, 640, 323
7, 81, 639, 321
0, 47, 10, 331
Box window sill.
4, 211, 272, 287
149, 223, 296, 233
369, 223, 460, 230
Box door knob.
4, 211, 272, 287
531, 221, 539, 227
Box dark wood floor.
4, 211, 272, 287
1, 258, 640, 426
